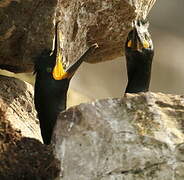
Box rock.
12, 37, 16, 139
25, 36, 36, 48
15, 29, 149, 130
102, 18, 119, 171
67, 89, 91, 107
0, 0, 57, 72
53, 92, 184, 180
0, 75, 60, 179
56, 0, 154, 65
0, 0, 156, 73
0, 75, 41, 141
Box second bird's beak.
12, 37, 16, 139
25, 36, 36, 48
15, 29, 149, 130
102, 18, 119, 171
52, 53, 68, 80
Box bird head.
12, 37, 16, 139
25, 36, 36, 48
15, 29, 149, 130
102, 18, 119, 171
34, 20, 98, 81
125, 19, 154, 55
52, 43, 99, 80
33, 49, 54, 75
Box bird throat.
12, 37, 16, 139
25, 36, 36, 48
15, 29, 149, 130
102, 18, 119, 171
52, 53, 68, 80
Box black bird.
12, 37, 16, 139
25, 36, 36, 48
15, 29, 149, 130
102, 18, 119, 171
125, 19, 154, 93
34, 22, 98, 144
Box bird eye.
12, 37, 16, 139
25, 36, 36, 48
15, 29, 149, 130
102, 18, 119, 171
46, 67, 52, 73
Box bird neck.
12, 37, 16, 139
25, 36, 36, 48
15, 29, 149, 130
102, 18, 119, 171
125, 50, 153, 93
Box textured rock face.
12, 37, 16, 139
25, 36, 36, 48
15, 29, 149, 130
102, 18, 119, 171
0, 75, 41, 140
0, 0, 156, 72
53, 92, 184, 180
0, 75, 60, 179
0, 0, 57, 72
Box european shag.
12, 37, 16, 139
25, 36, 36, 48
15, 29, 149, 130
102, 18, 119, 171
34, 22, 98, 144
125, 19, 154, 93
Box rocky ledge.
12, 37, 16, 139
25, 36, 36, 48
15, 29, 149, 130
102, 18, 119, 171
53, 92, 184, 180
0, 75, 183, 180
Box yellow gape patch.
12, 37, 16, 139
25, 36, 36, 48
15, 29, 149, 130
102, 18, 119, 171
143, 40, 149, 49
52, 53, 68, 80
127, 40, 132, 47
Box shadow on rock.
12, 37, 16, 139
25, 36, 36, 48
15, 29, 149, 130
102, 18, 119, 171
0, 108, 60, 180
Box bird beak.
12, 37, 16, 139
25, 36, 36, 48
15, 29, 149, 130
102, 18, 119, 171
52, 53, 68, 80
65, 43, 99, 74
52, 21, 70, 80
52, 20, 98, 80
52, 43, 98, 80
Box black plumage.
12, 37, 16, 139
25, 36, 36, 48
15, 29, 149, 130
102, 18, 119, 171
34, 50, 70, 145
125, 20, 154, 93
34, 22, 98, 144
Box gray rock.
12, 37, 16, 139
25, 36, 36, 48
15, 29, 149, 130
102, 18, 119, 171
0, 0, 156, 72
53, 92, 184, 180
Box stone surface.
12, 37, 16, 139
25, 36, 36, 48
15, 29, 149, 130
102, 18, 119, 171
0, 0, 156, 73
0, 0, 57, 72
53, 92, 184, 180
0, 75, 60, 179
50, 0, 156, 66
0, 75, 41, 141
